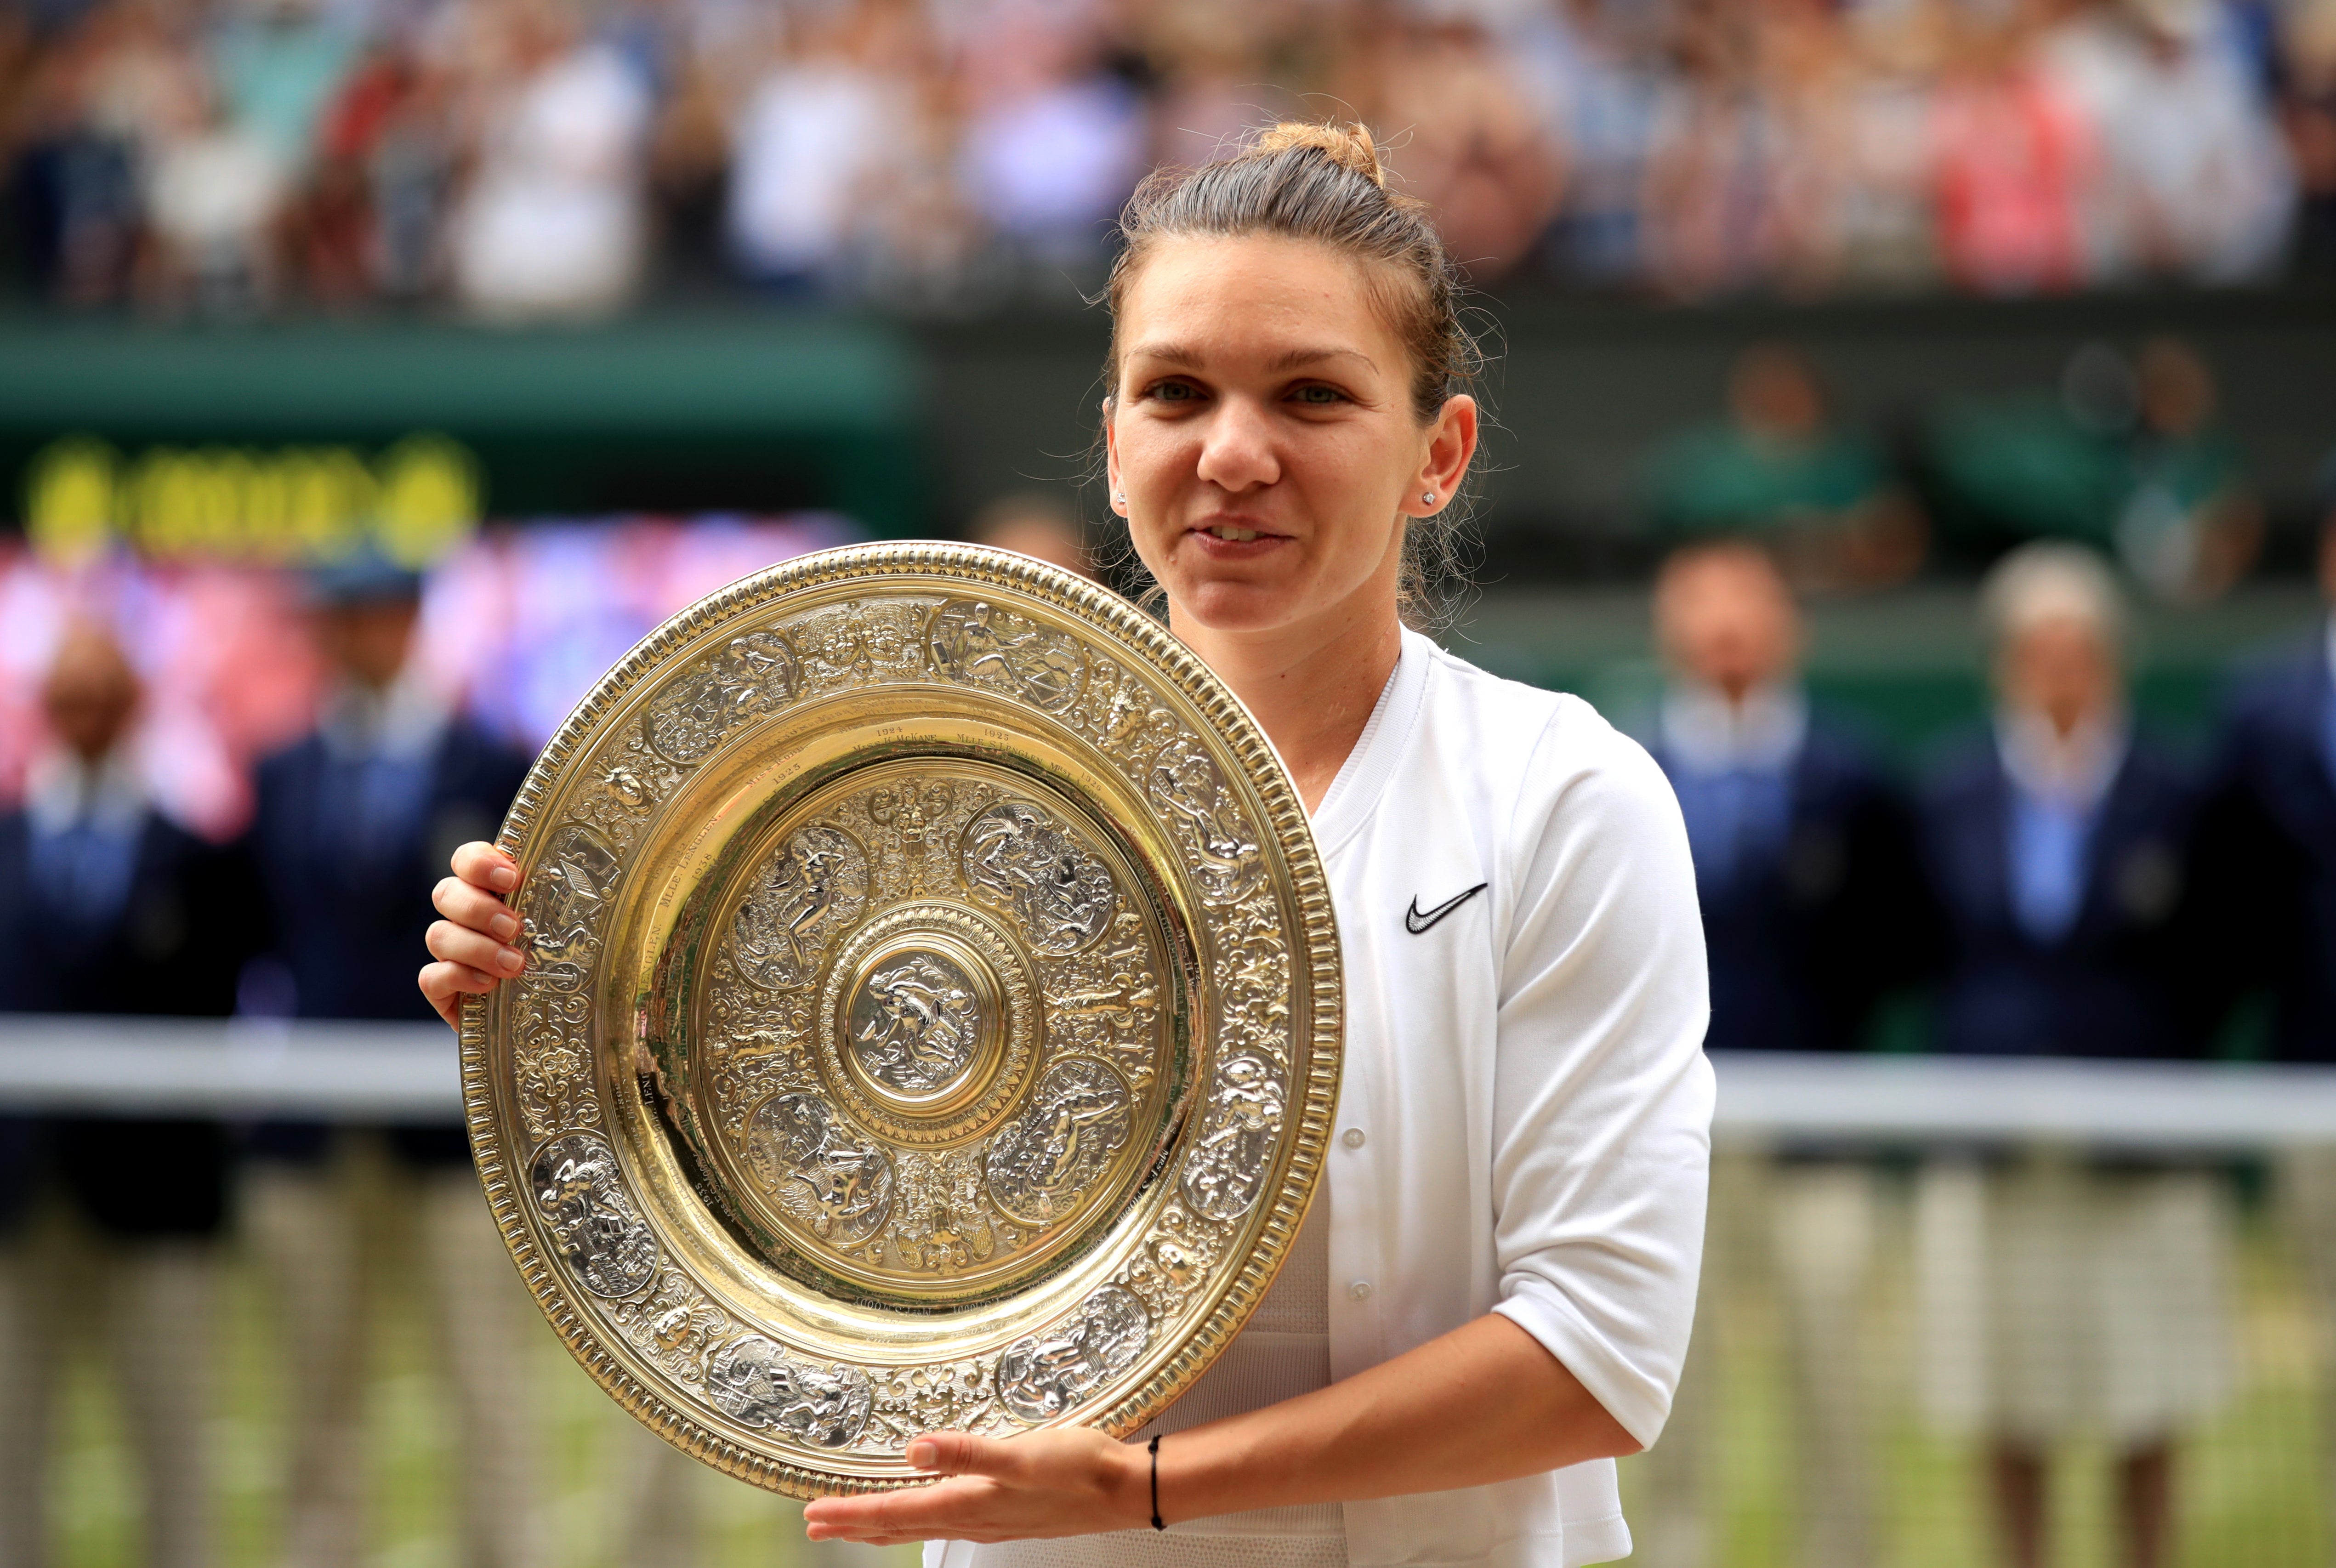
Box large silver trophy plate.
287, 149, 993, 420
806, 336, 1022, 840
464, 543, 1342, 1496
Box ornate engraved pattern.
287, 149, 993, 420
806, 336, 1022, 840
529, 1134, 661, 1298
928, 599, 1086, 712
983, 1058, 1134, 1227
470, 543, 1340, 1500
997, 1286, 1151, 1423
742, 1094, 895, 1246
960, 801, 1116, 954
706, 1335, 874, 1448
733, 826, 872, 991
1148, 738, 1265, 905
847, 953, 983, 1094
1180, 1055, 1287, 1222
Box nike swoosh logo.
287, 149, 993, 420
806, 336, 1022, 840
1405, 882, 1488, 935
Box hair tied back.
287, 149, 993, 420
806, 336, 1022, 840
1251, 121, 1390, 190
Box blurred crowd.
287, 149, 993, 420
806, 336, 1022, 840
3, 0, 2333, 318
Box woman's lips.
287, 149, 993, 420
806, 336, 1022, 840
1185, 520, 1288, 560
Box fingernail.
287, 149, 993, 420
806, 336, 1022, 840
499, 947, 525, 975
490, 913, 519, 941
906, 1440, 938, 1469
490, 864, 518, 891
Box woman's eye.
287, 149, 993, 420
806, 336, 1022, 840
1148, 381, 1198, 403
1291, 385, 1346, 406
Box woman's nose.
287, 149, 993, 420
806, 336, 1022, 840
1194, 398, 1281, 494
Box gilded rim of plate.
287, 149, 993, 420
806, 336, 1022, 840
460, 541, 1343, 1499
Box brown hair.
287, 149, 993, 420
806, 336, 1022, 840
1101, 121, 1484, 628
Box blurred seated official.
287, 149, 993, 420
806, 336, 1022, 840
239, 553, 540, 1568
1638, 540, 1931, 1568
0, 619, 262, 1568
1913, 544, 2228, 1568
2196, 502, 2336, 1508
1640, 343, 1928, 595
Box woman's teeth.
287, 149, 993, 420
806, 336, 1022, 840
1206, 526, 1261, 542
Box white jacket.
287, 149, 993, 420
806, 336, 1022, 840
935, 631, 1712, 1568
1310, 630, 1712, 1567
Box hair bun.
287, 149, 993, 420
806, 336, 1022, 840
1252, 121, 1388, 189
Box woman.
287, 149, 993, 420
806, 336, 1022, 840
423, 123, 1713, 1568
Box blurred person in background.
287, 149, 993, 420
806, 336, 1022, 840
2194, 489, 2336, 1510
2286, 0, 2336, 271
1346, 12, 1566, 283
1913, 543, 2229, 1568
1638, 540, 1932, 1568
1642, 342, 1928, 592
1923, 337, 2261, 600
968, 490, 1094, 580
240, 553, 538, 1568
1639, 0, 1788, 298
448, 0, 652, 321
0, 618, 261, 1568
954, 2, 1144, 277
2040, 0, 2294, 284
1926, 0, 2097, 296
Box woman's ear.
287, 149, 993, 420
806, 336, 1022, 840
1103, 398, 1125, 513
1408, 394, 1479, 517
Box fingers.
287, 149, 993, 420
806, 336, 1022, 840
450, 840, 519, 894
427, 917, 525, 979
907, 1431, 1017, 1478
435, 874, 520, 942
418, 959, 500, 1029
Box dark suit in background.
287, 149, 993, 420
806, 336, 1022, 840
239, 690, 539, 1568
2199, 625, 2336, 1508
0, 771, 261, 1568
1912, 733, 2232, 1461
1647, 696, 1932, 1568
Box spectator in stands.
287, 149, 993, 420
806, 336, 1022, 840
1927, 6, 2096, 295
2195, 482, 2336, 1508
1913, 543, 2230, 1568
1642, 342, 1928, 592
240, 553, 538, 1568
0, 618, 260, 1568
1638, 539, 1931, 1568
448, 0, 652, 321
2042, 0, 2295, 284
1924, 337, 2261, 599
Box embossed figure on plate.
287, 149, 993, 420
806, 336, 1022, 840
960, 801, 1116, 955
1148, 739, 1265, 904
1180, 1056, 1286, 1221
984, 1057, 1134, 1227
848, 952, 983, 1095
744, 1093, 895, 1245
526, 824, 622, 964
705, 1335, 873, 1447
734, 826, 870, 990
647, 631, 803, 764
998, 1285, 1151, 1422
892, 1149, 996, 1272
529, 1133, 661, 1298
929, 600, 1084, 711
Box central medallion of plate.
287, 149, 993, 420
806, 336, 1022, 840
694, 761, 1175, 1300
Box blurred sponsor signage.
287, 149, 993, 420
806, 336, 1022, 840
24, 432, 480, 567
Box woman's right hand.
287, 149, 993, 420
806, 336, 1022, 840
420, 841, 527, 1029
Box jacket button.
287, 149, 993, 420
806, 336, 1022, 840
1341, 1128, 1365, 1149
1348, 1280, 1373, 1301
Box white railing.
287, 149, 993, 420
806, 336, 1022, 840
4, 1017, 2336, 1147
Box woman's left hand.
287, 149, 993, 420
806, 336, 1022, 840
801, 1429, 1148, 1547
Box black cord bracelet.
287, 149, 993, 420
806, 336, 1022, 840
1148, 1434, 1164, 1530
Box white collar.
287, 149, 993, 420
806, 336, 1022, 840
1995, 706, 2128, 812
1309, 626, 1432, 855
319, 672, 449, 763
25, 746, 146, 839
1660, 680, 1808, 775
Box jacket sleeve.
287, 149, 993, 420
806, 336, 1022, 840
1487, 703, 1715, 1449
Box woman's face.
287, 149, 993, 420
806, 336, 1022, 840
1106, 234, 1475, 641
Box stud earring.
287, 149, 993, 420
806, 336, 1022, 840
1113, 491, 1126, 507
1422, 489, 1438, 506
